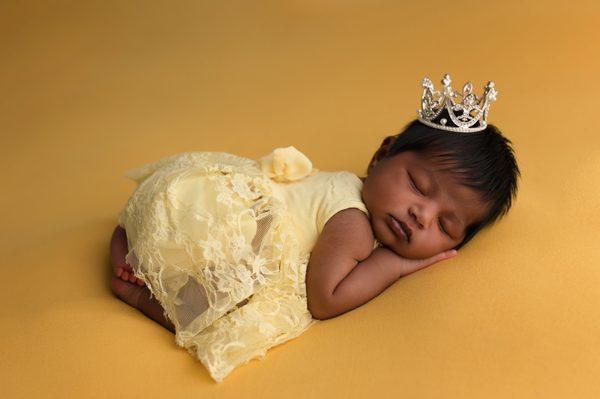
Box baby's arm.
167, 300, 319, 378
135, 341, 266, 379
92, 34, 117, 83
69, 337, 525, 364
305, 208, 457, 320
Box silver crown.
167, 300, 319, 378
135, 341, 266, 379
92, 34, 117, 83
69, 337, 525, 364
416, 73, 498, 133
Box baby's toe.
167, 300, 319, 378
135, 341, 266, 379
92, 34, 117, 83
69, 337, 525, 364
110, 277, 144, 309
110, 226, 133, 277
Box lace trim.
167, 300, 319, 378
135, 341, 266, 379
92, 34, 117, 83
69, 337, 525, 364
118, 151, 316, 382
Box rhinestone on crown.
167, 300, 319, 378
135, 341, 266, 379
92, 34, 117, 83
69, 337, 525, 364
416, 73, 498, 133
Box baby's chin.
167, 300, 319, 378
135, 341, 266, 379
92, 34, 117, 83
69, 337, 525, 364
373, 220, 442, 259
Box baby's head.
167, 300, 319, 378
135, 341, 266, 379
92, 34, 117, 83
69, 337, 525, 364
361, 115, 520, 259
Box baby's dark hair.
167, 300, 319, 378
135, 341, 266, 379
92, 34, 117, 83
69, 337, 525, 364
386, 114, 520, 250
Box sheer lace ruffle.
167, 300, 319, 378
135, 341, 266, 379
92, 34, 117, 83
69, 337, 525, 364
118, 151, 316, 382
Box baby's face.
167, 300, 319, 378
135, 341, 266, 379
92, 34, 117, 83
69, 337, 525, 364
361, 150, 489, 259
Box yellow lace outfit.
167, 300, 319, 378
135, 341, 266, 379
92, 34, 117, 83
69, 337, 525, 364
117, 146, 379, 382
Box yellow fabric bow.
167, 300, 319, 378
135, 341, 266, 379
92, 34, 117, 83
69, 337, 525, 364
259, 146, 318, 182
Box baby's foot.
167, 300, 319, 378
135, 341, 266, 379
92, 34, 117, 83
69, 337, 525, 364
110, 226, 145, 286
110, 277, 175, 333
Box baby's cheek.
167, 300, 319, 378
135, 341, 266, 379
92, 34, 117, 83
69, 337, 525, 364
405, 238, 444, 259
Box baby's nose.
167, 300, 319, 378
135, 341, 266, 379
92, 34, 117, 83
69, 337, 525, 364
410, 204, 436, 229
409, 208, 423, 229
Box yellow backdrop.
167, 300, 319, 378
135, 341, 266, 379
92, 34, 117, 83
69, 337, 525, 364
2, 1, 599, 398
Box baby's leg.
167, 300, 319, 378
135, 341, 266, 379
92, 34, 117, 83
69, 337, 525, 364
110, 277, 175, 333
110, 225, 174, 332
110, 226, 145, 286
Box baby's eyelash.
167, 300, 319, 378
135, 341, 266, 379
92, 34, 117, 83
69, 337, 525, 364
408, 171, 450, 238
408, 173, 423, 194
438, 219, 449, 237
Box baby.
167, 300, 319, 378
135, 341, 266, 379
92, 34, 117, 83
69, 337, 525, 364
109, 75, 520, 382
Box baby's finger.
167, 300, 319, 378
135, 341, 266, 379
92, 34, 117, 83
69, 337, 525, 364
428, 249, 458, 265
441, 250, 458, 261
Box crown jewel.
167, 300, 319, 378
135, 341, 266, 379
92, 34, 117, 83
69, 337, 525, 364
417, 73, 498, 133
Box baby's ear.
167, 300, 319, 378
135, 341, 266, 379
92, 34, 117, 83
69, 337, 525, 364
367, 135, 397, 172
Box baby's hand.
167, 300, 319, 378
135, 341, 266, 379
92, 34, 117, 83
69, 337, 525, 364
387, 247, 458, 278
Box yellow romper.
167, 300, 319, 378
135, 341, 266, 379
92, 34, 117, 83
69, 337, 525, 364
117, 146, 379, 383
